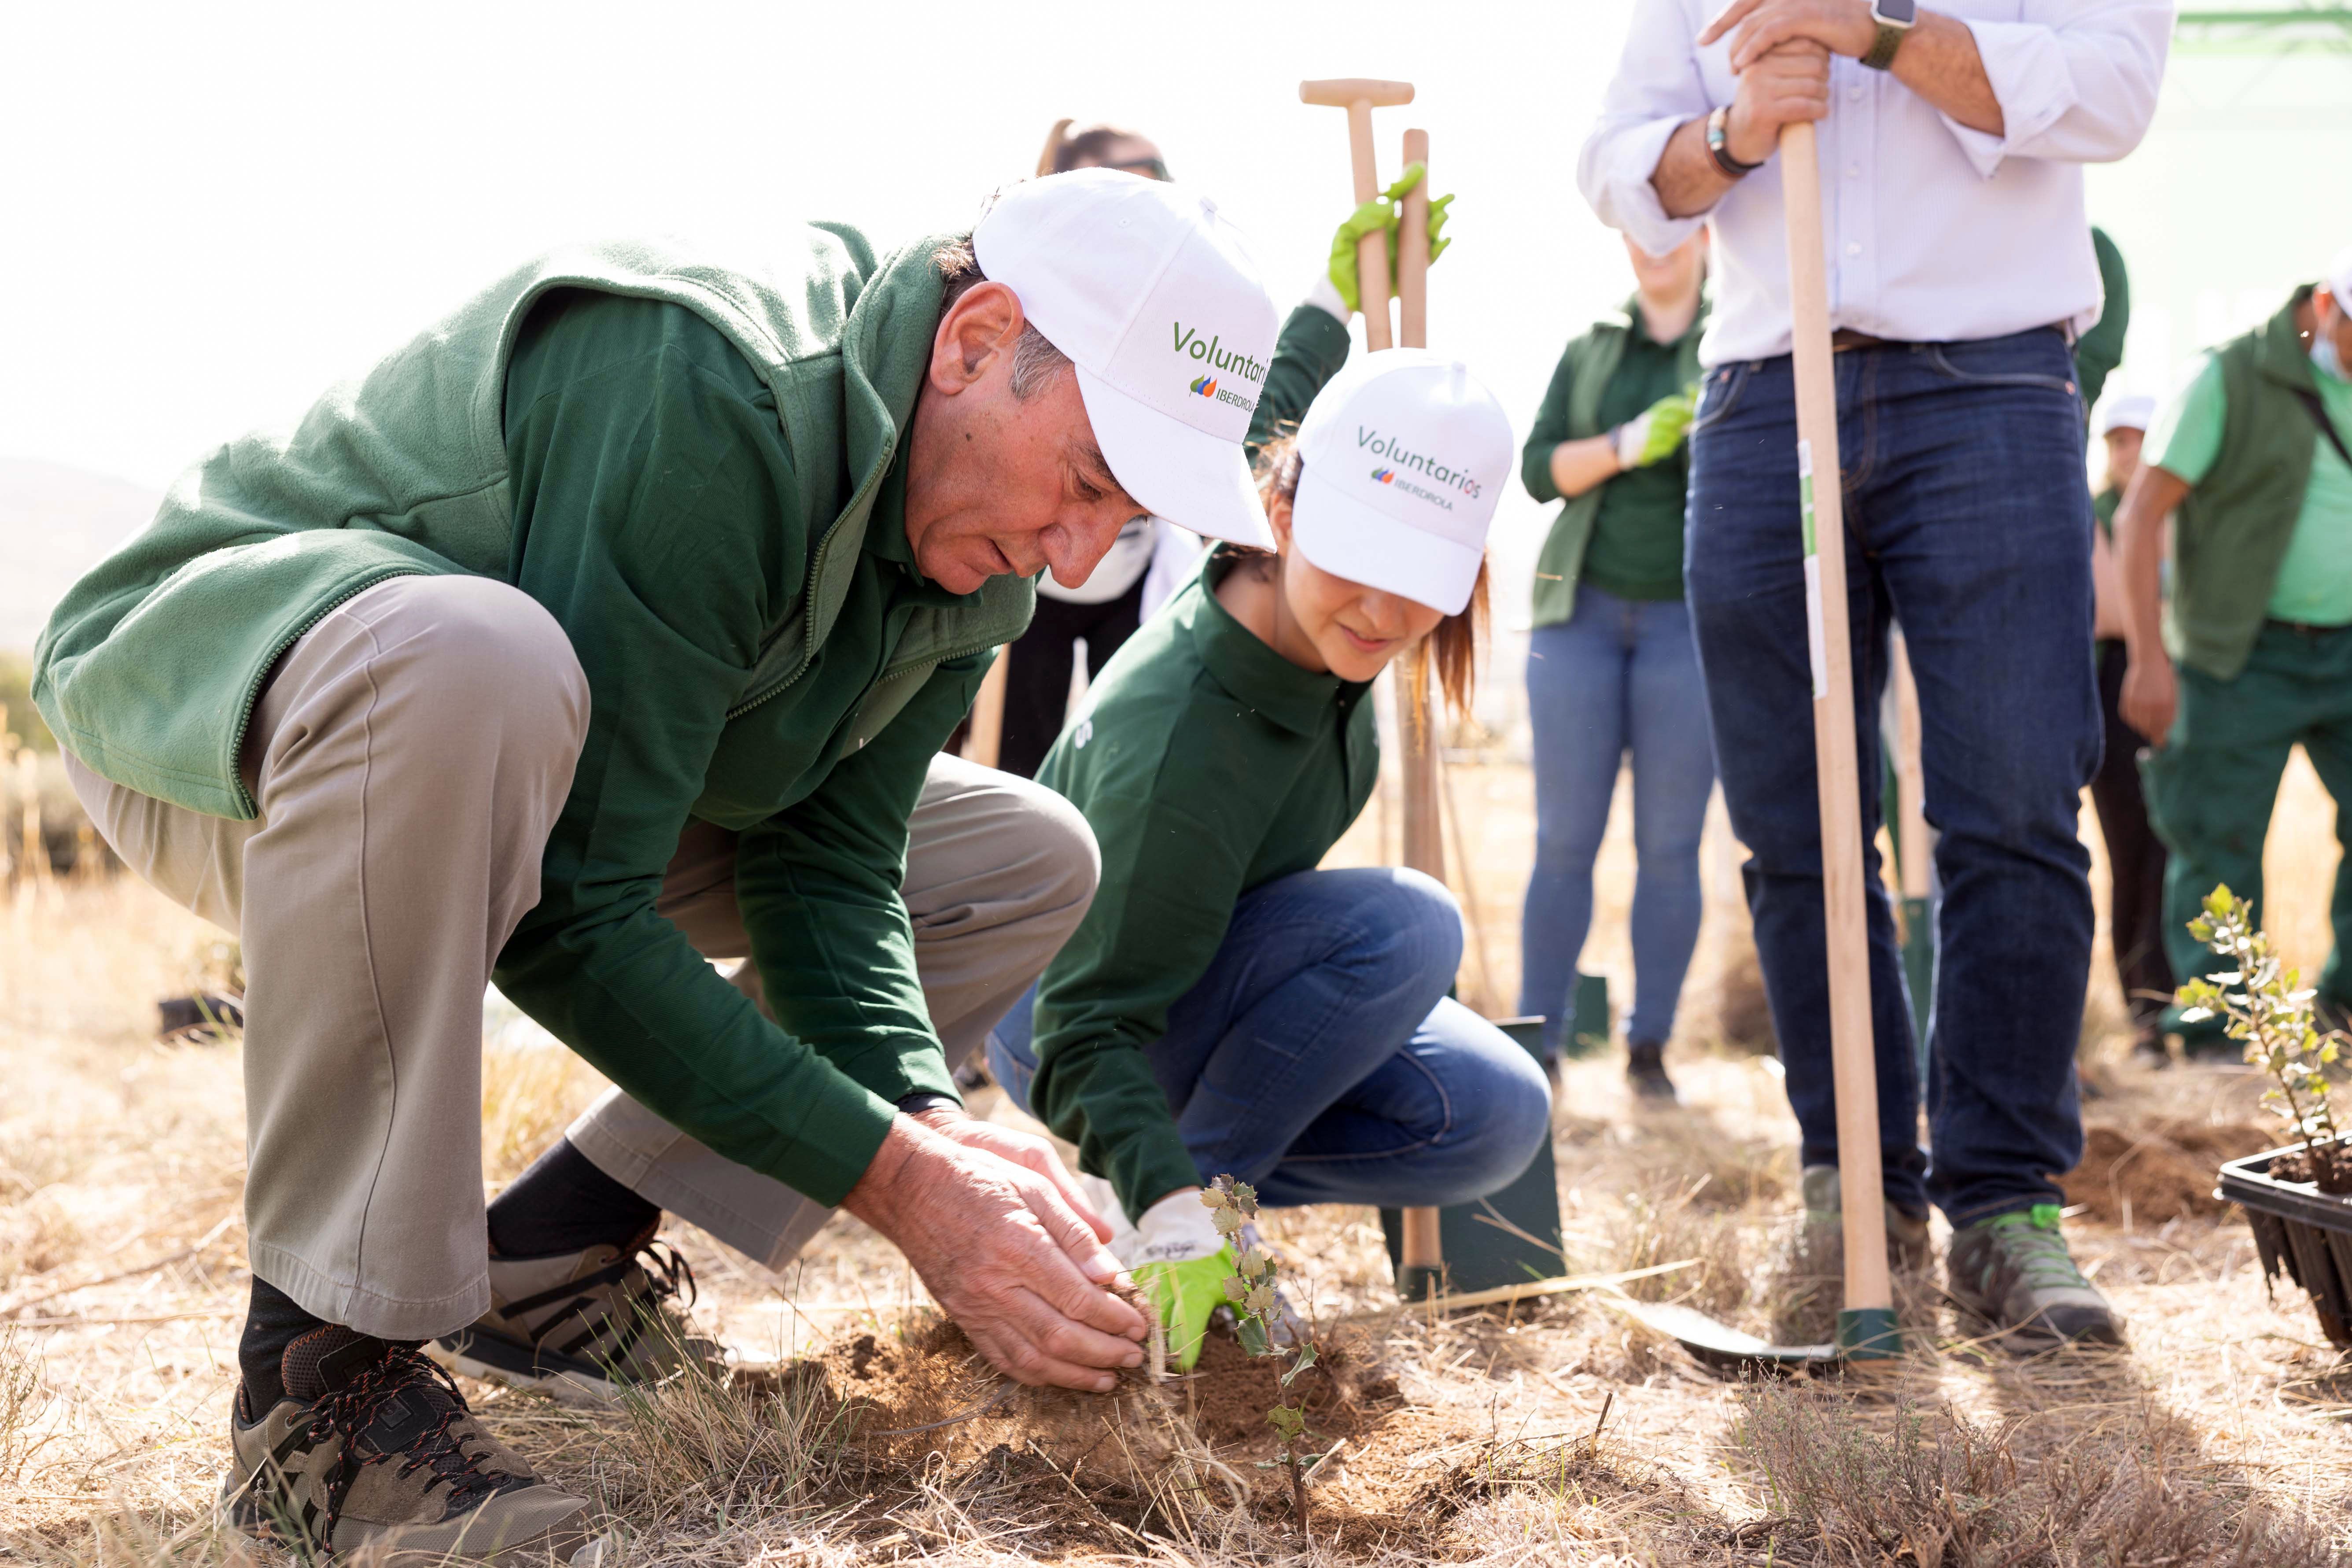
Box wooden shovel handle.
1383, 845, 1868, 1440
1780, 119, 1891, 1317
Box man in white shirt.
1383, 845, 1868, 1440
1579, 0, 2170, 1349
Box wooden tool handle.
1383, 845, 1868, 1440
1780, 120, 1891, 1318
1346, 102, 1394, 352
963, 648, 1010, 770
1392, 125, 1441, 1277
1396, 128, 1430, 350
1298, 77, 1415, 107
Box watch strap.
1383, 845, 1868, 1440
1862, 21, 1908, 69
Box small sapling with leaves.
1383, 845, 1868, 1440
2179, 885, 2352, 1194
1200, 1175, 1321, 1542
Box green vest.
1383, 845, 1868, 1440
2167, 288, 2326, 682
35, 229, 1031, 819
1526, 302, 1707, 628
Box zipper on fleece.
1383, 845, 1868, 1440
223, 569, 429, 819
726, 432, 899, 723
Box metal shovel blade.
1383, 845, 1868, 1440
1600, 1297, 1836, 1376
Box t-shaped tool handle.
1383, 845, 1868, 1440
1299, 78, 1415, 351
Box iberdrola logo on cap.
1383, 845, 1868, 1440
1371, 467, 1395, 483
1190, 376, 1219, 398
1172, 322, 1262, 413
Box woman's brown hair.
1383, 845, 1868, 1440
1253, 433, 1488, 720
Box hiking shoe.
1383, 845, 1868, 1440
1626, 1040, 1677, 1102
225, 1326, 594, 1564
430, 1225, 720, 1406
1946, 1204, 2123, 1349
1798, 1165, 1933, 1275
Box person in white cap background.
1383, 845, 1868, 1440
981, 351, 1552, 1369
992, 126, 1454, 779
34, 169, 1280, 1556
2086, 392, 2175, 1063
2116, 246, 2352, 1057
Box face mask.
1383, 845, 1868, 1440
2317, 325, 2348, 382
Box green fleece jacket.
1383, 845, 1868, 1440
34, 230, 1034, 1205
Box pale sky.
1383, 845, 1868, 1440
4, 0, 2346, 661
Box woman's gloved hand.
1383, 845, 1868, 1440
1611, 385, 1700, 470
1118, 1189, 1235, 1371
1325, 162, 1455, 316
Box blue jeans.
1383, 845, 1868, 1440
1685, 329, 2100, 1224
1517, 587, 1717, 1054
986, 867, 1552, 1208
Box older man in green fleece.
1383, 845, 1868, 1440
35, 171, 1280, 1561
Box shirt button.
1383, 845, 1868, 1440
1846, 165, 1861, 177
1848, 85, 1864, 102
1846, 242, 1863, 256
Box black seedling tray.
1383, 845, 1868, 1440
2216, 1141, 2352, 1349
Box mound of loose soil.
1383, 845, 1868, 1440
789, 1311, 1477, 1553
2061, 1118, 2274, 1224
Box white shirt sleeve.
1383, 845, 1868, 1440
1577, 0, 1715, 257
1943, 0, 2175, 177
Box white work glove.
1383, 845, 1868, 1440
1119, 1190, 1234, 1372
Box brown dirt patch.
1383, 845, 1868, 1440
2061, 1118, 2275, 1224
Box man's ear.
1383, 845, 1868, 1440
929, 280, 1026, 395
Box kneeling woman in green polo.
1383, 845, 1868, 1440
985, 352, 1553, 1362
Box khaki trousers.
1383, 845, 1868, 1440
70, 576, 1098, 1339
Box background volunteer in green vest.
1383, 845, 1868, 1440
1515, 232, 1711, 1100
982, 353, 1553, 1367
993, 129, 1455, 778
2085, 393, 2176, 1063
2116, 246, 2352, 1050
35, 171, 1283, 1553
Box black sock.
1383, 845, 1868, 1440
240, 1275, 326, 1415
486, 1137, 660, 1260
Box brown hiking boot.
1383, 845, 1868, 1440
225, 1326, 594, 1564
430, 1228, 719, 1406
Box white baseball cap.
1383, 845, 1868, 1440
2094, 393, 2156, 437
974, 169, 1279, 550
1290, 351, 1513, 616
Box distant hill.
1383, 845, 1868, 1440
0, 459, 162, 651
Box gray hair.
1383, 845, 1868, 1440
933, 235, 1074, 402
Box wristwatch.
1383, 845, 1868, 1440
1862, 0, 1917, 70
1706, 105, 1763, 177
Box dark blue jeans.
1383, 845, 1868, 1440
1519, 588, 1717, 1052
987, 868, 1552, 1209
1685, 328, 2099, 1224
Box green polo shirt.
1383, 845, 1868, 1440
1579, 309, 1699, 601
1028, 551, 1379, 1219
2148, 351, 2352, 627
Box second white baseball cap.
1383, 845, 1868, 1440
2094, 393, 2157, 438
1291, 350, 1513, 616
974, 169, 1279, 550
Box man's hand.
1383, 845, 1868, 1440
843, 1116, 1146, 1391
1703, 0, 1876, 69
910, 1106, 1112, 1244
1725, 39, 1832, 166
2118, 654, 2178, 749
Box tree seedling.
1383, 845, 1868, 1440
2179, 885, 2352, 1194
1201, 1175, 1321, 1543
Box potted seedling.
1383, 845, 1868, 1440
2188, 887, 2352, 1347
1201, 1176, 1324, 1544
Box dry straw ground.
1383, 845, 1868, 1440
1, 750, 2347, 1565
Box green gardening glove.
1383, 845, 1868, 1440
1134, 1248, 1239, 1372
1611, 384, 1699, 469
1326, 162, 1455, 316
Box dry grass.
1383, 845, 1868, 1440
1, 749, 2348, 1564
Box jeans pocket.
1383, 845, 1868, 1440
1923, 336, 2077, 396
1690, 362, 1751, 435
